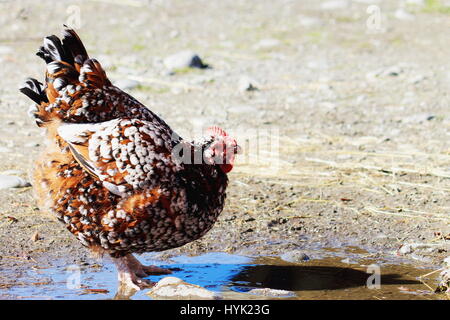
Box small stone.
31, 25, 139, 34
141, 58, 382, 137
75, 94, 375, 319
147, 277, 220, 299
31, 231, 40, 242
253, 38, 281, 50
398, 243, 443, 256
444, 257, 450, 267
169, 30, 179, 38
238, 76, 259, 92
402, 113, 435, 124
399, 244, 413, 255
383, 65, 403, 77
163, 51, 208, 71
286, 97, 298, 104
0, 46, 13, 55
366, 65, 404, 80
409, 74, 426, 84
394, 8, 415, 21
155, 277, 183, 286
341, 258, 358, 264
298, 15, 322, 27
437, 268, 450, 293
25, 142, 40, 148
0, 175, 31, 189
280, 250, 310, 263
247, 288, 295, 298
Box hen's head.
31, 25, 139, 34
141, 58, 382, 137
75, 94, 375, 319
205, 126, 241, 173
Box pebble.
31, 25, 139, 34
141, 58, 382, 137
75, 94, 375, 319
402, 113, 435, 124
253, 38, 281, 50
238, 76, 259, 92
298, 15, 322, 27
444, 257, 450, 267
341, 258, 358, 264
409, 74, 426, 84
280, 250, 310, 263
169, 30, 180, 38
25, 142, 40, 148
285, 96, 299, 104
0, 175, 31, 189
383, 65, 403, 77
366, 65, 403, 80
437, 269, 450, 293
0, 46, 13, 55
31, 231, 40, 242
163, 51, 208, 70
394, 8, 415, 21
247, 288, 295, 298
398, 243, 444, 255
147, 277, 220, 299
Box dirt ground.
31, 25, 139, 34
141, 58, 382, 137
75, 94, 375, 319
0, 0, 449, 294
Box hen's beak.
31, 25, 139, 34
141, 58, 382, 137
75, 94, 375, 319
234, 144, 242, 155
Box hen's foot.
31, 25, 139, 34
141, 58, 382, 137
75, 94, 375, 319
112, 254, 173, 290
112, 254, 157, 291
125, 253, 173, 276
118, 269, 155, 291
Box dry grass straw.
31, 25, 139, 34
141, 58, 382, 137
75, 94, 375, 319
232, 131, 450, 223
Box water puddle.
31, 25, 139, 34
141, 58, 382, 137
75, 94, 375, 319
0, 251, 444, 300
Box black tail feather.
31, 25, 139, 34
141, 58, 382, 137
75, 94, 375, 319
36, 35, 68, 64
61, 26, 88, 65
19, 78, 48, 104
36, 27, 88, 67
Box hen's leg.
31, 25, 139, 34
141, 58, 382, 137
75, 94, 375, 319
126, 254, 173, 276
112, 254, 172, 291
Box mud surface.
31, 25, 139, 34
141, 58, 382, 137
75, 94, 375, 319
0, 0, 449, 299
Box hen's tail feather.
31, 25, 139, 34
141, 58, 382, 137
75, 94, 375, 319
61, 26, 89, 67
19, 78, 48, 105
21, 27, 113, 126
37, 36, 63, 63
36, 27, 88, 67
37, 27, 110, 90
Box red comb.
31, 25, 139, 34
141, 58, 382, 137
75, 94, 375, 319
207, 126, 228, 137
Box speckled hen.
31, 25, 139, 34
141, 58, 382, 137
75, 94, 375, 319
19, 27, 240, 290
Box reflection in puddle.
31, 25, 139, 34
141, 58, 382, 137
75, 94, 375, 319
231, 265, 419, 292
145, 253, 252, 292
0, 251, 442, 300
